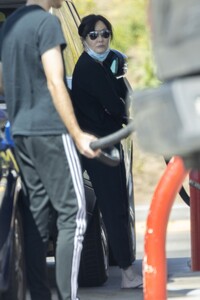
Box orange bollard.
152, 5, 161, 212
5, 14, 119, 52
189, 170, 200, 271
143, 156, 188, 300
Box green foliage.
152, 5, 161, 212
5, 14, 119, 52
129, 49, 160, 88
73, 0, 96, 17
111, 23, 135, 54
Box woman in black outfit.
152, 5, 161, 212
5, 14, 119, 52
71, 14, 142, 289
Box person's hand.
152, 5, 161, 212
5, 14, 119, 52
74, 131, 100, 159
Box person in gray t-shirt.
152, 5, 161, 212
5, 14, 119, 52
0, 1, 99, 299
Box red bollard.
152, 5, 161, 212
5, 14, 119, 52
189, 170, 200, 271
143, 156, 188, 300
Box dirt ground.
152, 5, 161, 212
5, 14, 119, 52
132, 134, 190, 207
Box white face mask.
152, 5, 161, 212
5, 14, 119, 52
84, 42, 110, 62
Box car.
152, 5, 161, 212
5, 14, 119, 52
0, 1, 136, 299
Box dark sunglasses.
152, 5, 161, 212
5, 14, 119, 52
88, 29, 111, 40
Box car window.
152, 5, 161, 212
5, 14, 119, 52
0, 9, 16, 29
51, 1, 83, 78
0, 0, 24, 8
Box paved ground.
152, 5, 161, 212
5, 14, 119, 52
26, 260, 144, 300
26, 203, 200, 300
26, 258, 200, 300
135, 204, 191, 259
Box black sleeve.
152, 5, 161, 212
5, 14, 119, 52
85, 59, 126, 119
117, 77, 129, 99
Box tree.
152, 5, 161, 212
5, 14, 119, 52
73, 0, 96, 17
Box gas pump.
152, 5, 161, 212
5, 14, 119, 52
131, 1, 200, 299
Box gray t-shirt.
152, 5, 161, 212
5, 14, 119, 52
0, 5, 67, 136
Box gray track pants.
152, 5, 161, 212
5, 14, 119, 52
14, 134, 86, 300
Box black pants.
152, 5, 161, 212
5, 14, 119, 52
14, 134, 86, 300
82, 143, 134, 269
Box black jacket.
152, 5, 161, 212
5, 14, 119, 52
71, 51, 128, 137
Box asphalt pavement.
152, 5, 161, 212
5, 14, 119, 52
26, 204, 200, 300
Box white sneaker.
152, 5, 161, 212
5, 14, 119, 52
121, 265, 143, 289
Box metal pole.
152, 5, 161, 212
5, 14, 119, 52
189, 170, 200, 271
143, 156, 188, 300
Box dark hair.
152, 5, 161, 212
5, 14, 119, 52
78, 14, 113, 40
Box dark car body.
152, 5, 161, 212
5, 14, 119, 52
0, 1, 135, 299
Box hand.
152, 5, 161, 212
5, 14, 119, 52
75, 131, 100, 159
